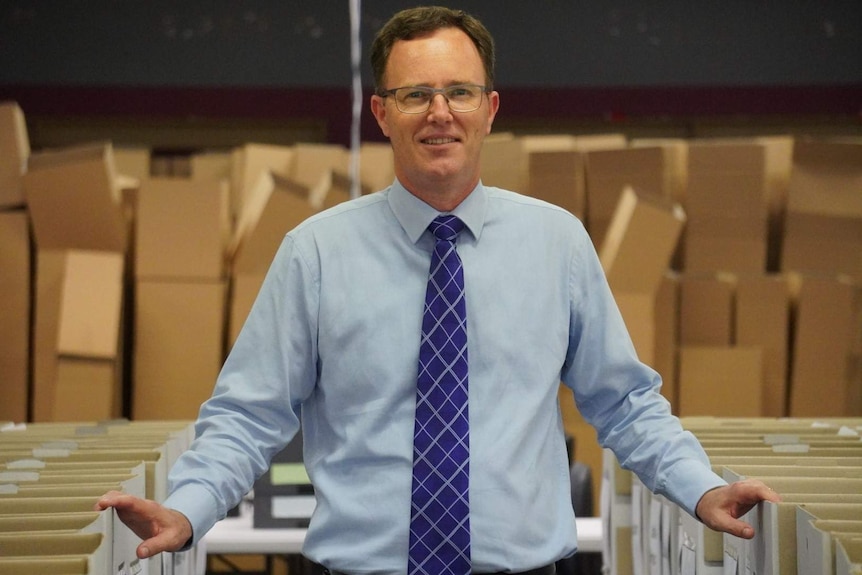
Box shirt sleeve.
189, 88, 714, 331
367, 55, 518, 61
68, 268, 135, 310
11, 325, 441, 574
560, 228, 726, 518
162, 234, 320, 544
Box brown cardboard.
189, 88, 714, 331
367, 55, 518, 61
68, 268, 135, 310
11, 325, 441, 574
678, 273, 736, 345
133, 280, 226, 421
359, 142, 395, 194
31, 250, 126, 423
230, 143, 295, 223
53, 358, 120, 422
600, 187, 685, 295
586, 146, 666, 250
678, 346, 763, 417
56, 250, 124, 359
112, 147, 150, 181
312, 169, 356, 211
290, 143, 348, 192
0, 102, 30, 208
191, 150, 232, 183
527, 149, 587, 220
231, 171, 316, 275
0, 556, 89, 574
756, 136, 794, 272
685, 141, 768, 274
0, 211, 30, 423
782, 143, 862, 281
135, 178, 229, 280
23, 142, 127, 252
683, 213, 767, 273
789, 275, 862, 417
735, 274, 791, 417
481, 133, 527, 193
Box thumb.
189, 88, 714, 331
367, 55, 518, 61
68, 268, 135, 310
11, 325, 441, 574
715, 515, 755, 540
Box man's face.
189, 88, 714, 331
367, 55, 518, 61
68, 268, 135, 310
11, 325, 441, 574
371, 27, 499, 197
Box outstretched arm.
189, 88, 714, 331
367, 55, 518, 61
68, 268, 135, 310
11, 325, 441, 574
96, 491, 193, 559
695, 478, 781, 539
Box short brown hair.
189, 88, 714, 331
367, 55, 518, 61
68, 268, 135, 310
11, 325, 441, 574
370, 6, 496, 93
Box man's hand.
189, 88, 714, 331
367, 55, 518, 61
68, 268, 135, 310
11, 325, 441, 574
695, 479, 781, 539
95, 491, 193, 559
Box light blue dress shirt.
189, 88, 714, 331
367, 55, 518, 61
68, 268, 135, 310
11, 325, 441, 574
164, 180, 725, 573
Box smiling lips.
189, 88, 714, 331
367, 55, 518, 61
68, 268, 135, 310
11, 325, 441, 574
422, 137, 458, 145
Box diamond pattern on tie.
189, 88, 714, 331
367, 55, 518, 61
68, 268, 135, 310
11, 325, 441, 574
409, 215, 471, 575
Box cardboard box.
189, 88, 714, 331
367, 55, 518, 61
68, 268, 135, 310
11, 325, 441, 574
23, 142, 127, 253
679, 273, 736, 346
685, 141, 768, 273
527, 149, 587, 220
684, 213, 767, 273
678, 346, 763, 417
289, 143, 348, 191
190, 150, 232, 184
112, 147, 151, 181
735, 274, 791, 417
600, 187, 685, 295
56, 251, 124, 359
230, 143, 294, 223
135, 178, 229, 281
133, 280, 226, 421
230, 171, 316, 275
53, 358, 122, 422
31, 250, 125, 422
359, 142, 394, 194
782, 141, 862, 282
481, 133, 527, 193
586, 146, 666, 251
0, 211, 30, 423
0, 102, 30, 208
789, 275, 862, 417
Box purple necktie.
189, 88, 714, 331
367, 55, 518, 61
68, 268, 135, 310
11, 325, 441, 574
409, 215, 471, 575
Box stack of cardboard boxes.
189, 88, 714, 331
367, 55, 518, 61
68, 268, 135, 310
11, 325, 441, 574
24, 143, 129, 423
0, 100, 398, 425
0, 420, 197, 575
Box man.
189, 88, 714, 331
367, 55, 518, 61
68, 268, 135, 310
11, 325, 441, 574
98, 6, 779, 574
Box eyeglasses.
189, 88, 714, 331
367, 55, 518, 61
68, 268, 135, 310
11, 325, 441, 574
379, 84, 489, 114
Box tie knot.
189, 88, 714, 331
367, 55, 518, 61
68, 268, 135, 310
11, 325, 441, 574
428, 214, 464, 242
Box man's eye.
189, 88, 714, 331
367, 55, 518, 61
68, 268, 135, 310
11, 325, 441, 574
403, 90, 430, 100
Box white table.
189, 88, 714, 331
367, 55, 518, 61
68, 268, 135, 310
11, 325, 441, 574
204, 509, 604, 555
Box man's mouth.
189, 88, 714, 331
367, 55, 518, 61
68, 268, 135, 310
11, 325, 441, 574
422, 137, 458, 145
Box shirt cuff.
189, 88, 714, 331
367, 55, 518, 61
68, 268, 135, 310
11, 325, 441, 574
663, 458, 727, 519
163, 483, 222, 548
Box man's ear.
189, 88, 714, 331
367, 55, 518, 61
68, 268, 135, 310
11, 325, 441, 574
370, 95, 391, 138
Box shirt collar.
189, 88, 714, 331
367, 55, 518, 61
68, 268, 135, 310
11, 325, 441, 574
388, 178, 487, 244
